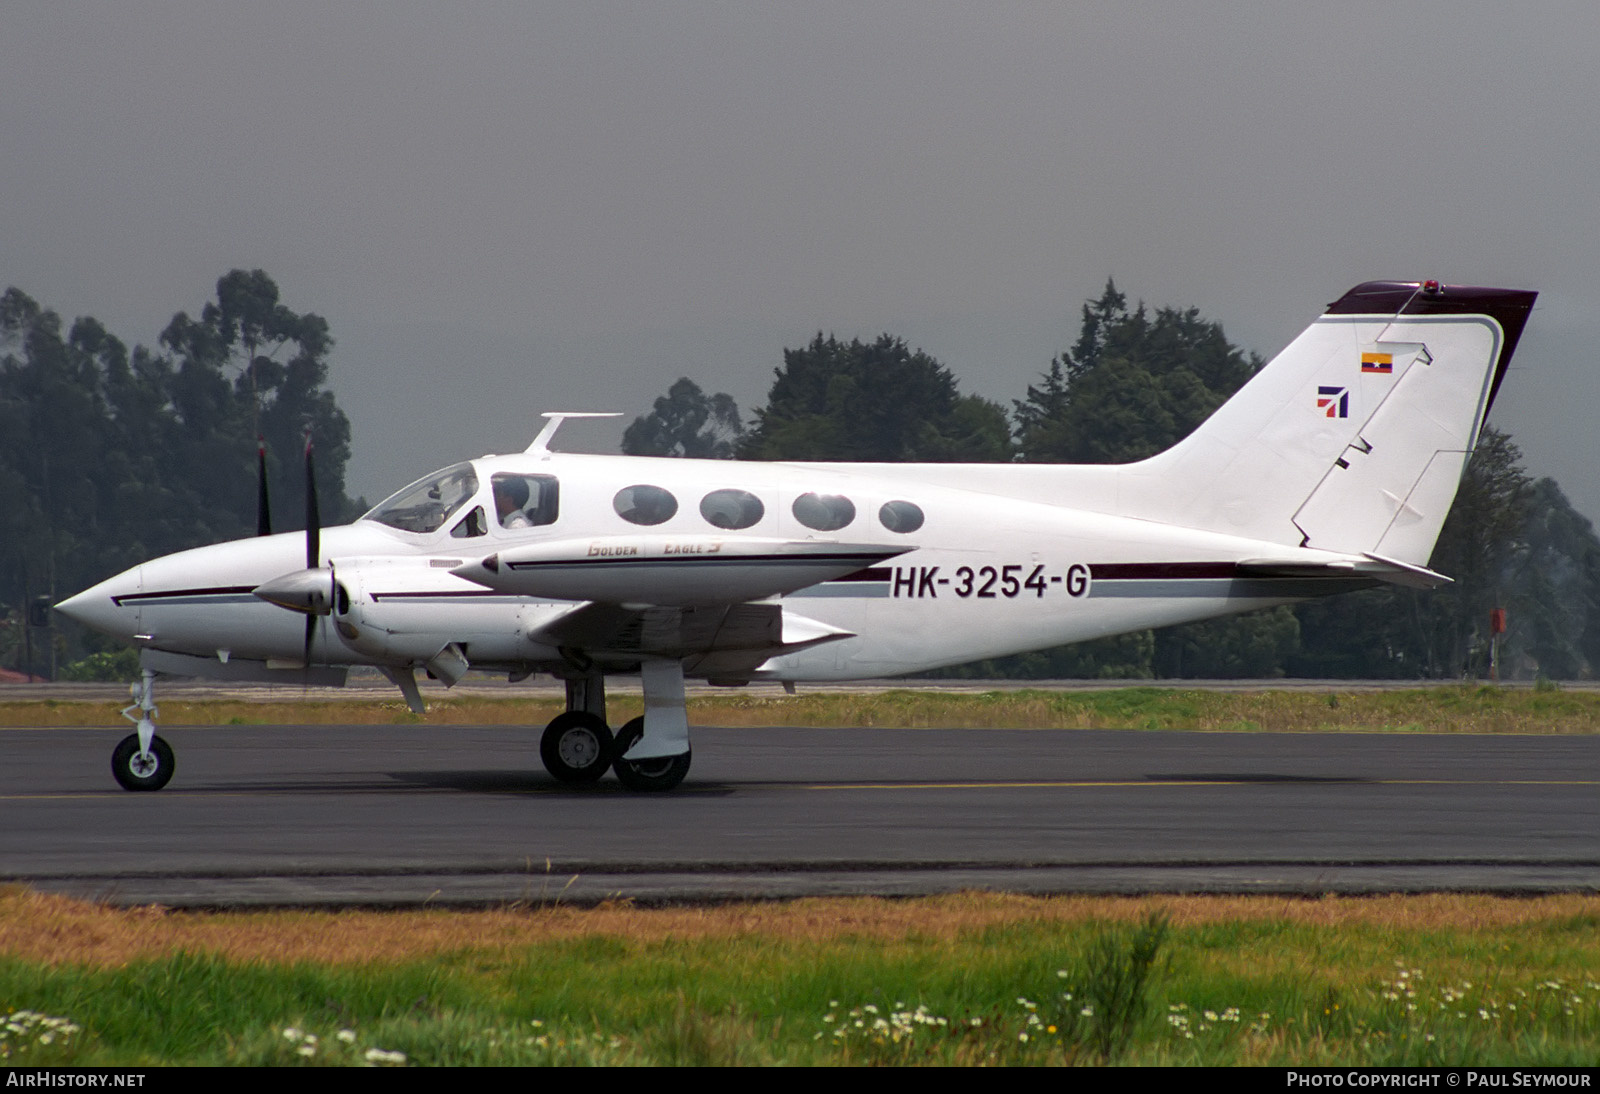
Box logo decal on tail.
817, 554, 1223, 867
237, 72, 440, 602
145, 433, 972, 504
1316, 385, 1349, 418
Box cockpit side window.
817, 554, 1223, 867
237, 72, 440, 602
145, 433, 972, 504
364, 463, 479, 534
450, 506, 487, 538
493, 473, 560, 529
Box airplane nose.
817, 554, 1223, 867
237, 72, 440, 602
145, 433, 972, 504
55, 568, 141, 639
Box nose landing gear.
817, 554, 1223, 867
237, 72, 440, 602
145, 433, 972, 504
112, 669, 174, 791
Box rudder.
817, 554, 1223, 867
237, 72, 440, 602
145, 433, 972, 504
1133, 281, 1536, 564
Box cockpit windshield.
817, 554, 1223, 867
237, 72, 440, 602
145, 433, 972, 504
363, 463, 480, 534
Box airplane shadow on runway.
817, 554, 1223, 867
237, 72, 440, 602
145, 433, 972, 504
386, 771, 738, 796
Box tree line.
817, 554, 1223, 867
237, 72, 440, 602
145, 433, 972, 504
0, 271, 359, 678
6, 272, 1591, 681
625, 282, 1600, 680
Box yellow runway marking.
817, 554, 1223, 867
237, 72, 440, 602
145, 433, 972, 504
812, 780, 1213, 790
810, 778, 1600, 791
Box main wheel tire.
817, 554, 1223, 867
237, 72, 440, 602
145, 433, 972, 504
611, 716, 691, 792
539, 712, 613, 783
111, 733, 175, 792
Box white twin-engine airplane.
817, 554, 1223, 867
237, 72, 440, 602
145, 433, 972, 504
57, 280, 1537, 793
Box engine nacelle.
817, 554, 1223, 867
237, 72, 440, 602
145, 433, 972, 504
329, 560, 564, 674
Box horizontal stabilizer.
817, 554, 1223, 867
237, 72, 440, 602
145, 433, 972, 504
455, 536, 909, 606
1236, 554, 1450, 589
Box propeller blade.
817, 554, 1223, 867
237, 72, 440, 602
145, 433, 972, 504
304, 429, 320, 570
302, 567, 336, 673
256, 435, 272, 537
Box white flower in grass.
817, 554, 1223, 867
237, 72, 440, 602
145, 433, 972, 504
337, 1029, 357, 1044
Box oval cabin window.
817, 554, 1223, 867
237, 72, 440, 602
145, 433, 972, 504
700, 488, 765, 530
614, 484, 679, 526
792, 492, 856, 532
878, 500, 925, 534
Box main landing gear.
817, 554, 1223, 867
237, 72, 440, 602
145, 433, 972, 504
539, 711, 612, 783
540, 661, 692, 792
112, 669, 175, 791
611, 716, 693, 792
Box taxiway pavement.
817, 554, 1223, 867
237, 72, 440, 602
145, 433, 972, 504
3, 723, 1596, 906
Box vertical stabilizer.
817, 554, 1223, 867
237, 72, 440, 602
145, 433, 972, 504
1132, 281, 1536, 564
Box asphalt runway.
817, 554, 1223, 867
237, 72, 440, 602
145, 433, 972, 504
3, 723, 1597, 906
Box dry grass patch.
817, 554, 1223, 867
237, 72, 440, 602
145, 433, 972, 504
4, 685, 1600, 733
4, 887, 1597, 968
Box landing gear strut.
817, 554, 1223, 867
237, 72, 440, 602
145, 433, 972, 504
112, 669, 175, 791
538, 662, 692, 791
612, 716, 692, 792
539, 669, 613, 784
612, 660, 693, 791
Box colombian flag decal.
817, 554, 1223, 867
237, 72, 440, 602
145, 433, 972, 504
1361, 352, 1394, 373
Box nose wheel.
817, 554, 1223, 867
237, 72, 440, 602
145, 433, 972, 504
111, 733, 175, 791
112, 669, 174, 791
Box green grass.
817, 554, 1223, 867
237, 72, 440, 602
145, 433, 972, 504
2, 894, 1597, 1066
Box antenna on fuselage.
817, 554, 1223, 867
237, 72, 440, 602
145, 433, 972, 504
526, 412, 623, 455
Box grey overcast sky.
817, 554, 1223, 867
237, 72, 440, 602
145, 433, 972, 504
4, 3, 1596, 518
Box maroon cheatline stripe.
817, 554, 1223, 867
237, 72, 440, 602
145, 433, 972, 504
505, 552, 894, 571
369, 590, 521, 602
110, 585, 258, 605
831, 567, 892, 583
1089, 563, 1240, 581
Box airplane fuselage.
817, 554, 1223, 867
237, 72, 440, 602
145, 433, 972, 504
65, 449, 1371, 683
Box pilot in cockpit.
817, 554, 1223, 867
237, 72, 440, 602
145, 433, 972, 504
494, 475, 532, 529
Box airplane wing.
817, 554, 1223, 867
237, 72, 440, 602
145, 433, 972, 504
529, 600, 855, 679
449, 535, 907, 678
451, 537, 908, 678
452, 535, 909, 605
